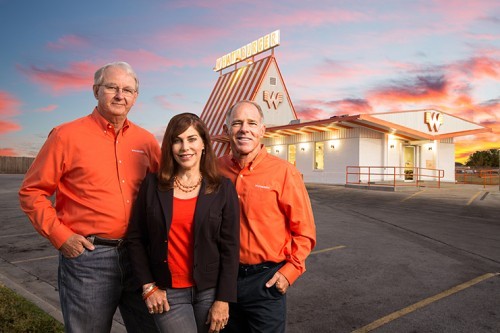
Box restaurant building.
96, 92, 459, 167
201, 31, 491, 185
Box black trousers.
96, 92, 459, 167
225, 262, 286, 333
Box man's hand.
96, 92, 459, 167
59, 234, 95, 258
265, 271, 290, 294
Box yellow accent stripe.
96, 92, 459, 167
0, 232, 38, 239
11, 255, 59, 264
401, 190, 425, 202
311, 245, 346, 254
466, 191, 482, 206
351, 272, 500, 333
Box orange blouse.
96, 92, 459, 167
168, 196, 198, 288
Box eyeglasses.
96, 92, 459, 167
98, 84, 137, 97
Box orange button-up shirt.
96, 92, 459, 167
19, 108, 161, 249
218, 147, 316, 285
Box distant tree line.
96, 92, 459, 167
465, 149, 499, 168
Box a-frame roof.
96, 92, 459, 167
201, 55, 296, 156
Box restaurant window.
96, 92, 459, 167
288, 144, 296, 165
314, 142, 324, 170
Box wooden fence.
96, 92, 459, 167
0, 156, 34, 174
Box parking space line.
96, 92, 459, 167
466, 191, 483, 206
0, 232, 38, 239
401, 190, 425, 202
351, 272, 500, 333
311, 245, 346, 254
11, 255, 58, 264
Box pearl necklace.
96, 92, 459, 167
174, 175, 203, 193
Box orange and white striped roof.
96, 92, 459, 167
201, 55, 290, 156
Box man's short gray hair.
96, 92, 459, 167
225, 100, 264, 127
94, 61, 139, 93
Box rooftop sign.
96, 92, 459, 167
214, 30, 280, 72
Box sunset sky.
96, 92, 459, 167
1, 0, 498, 163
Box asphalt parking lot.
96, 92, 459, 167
1, 174, 499, 332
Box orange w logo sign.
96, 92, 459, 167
263, 91, 283, 110
424, 111, 443, 132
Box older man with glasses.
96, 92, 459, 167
19, 61, 160, 332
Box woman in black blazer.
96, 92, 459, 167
127, 113, 239, 333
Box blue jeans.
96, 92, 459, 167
225, 262, 287, 333
58, 245, 157, 333
153, 287, 216, 333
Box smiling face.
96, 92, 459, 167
93, 66, 138, 127
225, 101, 266, 163
172, 125, 205, 172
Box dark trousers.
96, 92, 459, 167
225, 262, 286, 333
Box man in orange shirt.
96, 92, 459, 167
19, 62, 160, 333
218, 100, 316, 333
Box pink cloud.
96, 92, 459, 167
465, 33, 499, 41
459, 56, 500, 80
295, 98, 372, 120
151, 26, 225, 46
168, 2, 368, 28
0, 120, 21, 135
18, 61, 96, 93
36, 104, 58, 112
154, 96, 174, 110
426, 0, 498, 24
113, 49, 182, 71
259, 8, 368, 29
47, 34, 88, 50
294, 106, 328, 120
367, 75, 451, 107
0, 91, 22, 116
0, 148, 18, 156
314, 59, 383, 81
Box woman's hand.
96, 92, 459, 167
143, 283, 169, 314
206, 300, 229, 332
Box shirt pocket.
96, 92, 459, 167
245, 185, 279, 220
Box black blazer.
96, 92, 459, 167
126, 173, 240, 302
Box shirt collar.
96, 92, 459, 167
230, 144, 267, 170
91, 107, 130, 134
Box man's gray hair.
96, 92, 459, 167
225, 100, 264, 127
94, 61, 139, 93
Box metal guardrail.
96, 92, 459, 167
455, 169, 499, 187
346, 166, 445, 188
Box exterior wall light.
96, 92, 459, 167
275, 149, 279, 153
390, 145, 394, 149
428, 147, 433, 151
301, 147, 305, 151
330, 145, 335, 149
